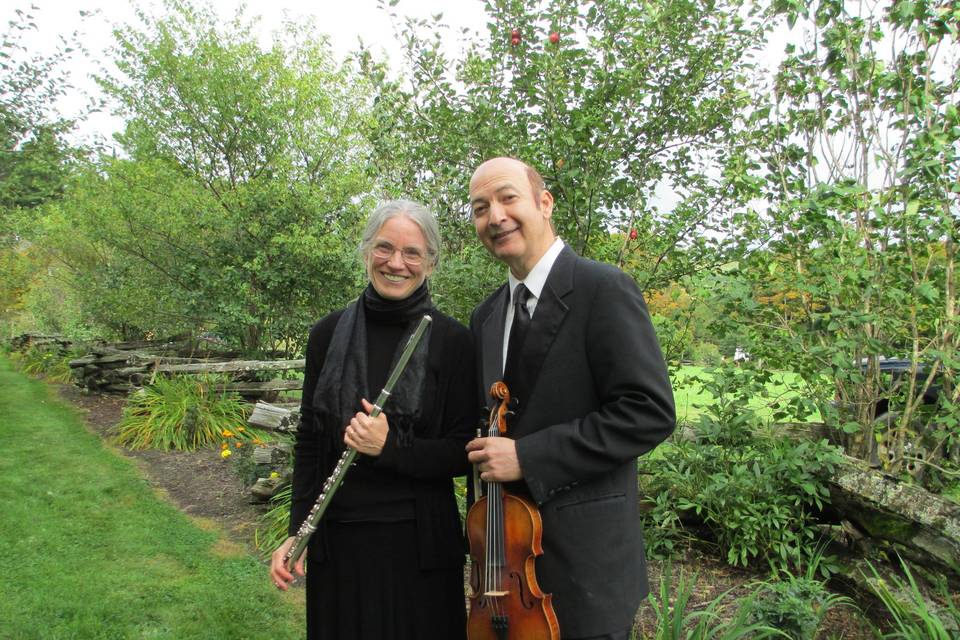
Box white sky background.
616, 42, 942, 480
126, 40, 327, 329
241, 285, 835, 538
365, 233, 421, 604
9, 0, 489, 148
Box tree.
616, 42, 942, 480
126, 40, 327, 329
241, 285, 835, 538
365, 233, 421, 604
43, 0, 375, 353
0, 5, 86, 332
359, 0, 772, 295
0, 5, 78, 215
710, 0, 959, 475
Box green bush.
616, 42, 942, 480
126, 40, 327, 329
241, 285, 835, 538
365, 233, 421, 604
11, 345, 76, 383
747, 574, 851, 639
688, 341, 723, 367
641, 365, 843, 573
114, 374, 252, 450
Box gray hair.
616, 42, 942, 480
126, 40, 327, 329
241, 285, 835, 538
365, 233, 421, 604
359, 199, 440, 267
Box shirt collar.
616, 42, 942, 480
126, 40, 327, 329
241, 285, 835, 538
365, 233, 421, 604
508, 237, 565, 301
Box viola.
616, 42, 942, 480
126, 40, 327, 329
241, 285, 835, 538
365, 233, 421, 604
466, 382, 560, 640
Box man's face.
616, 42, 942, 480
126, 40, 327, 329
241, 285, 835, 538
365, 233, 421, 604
469, 158, 554, 279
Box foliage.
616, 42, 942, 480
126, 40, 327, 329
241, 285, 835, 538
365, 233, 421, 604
114, 374, 253, 451
0, 356, 305, 639
32, 0, 374, 353
255, 483, 292, 559
746, 545, 852, 640
11, 344, 75, 383
705, 0, 960, 478
219, 426, 274, 486
641, 364, 842, 573
866, 559, 960, 640
361, 0, 772, 293
647, 563, 785, 639
0, 5, 80, 216
428, 241, 504, 325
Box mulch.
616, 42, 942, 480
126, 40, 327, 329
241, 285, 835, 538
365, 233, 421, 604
56, 384, 271, 550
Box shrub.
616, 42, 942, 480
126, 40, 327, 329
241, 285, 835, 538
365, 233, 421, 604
747, 560, 852, 640
641, 364, 843, 573
114, 374, 252, 450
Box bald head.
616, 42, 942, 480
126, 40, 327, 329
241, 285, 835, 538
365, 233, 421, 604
472, 157, 546, 203
469, 157, 556, 279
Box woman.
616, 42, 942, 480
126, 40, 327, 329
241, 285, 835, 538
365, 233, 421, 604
270, 200, 474, 640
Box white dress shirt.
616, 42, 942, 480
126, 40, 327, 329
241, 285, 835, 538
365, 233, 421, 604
502, 237, 565, 372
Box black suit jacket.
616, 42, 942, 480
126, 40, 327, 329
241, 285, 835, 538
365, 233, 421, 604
470, 246, 675, 638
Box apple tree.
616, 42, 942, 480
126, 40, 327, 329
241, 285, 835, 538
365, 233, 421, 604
359, 0, 772, 297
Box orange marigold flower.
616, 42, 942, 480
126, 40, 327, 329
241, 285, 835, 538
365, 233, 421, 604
222, 429, 235, 437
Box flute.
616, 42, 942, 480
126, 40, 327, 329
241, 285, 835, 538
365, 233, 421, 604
285, 314, 432, 571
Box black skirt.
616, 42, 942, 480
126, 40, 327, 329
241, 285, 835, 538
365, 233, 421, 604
306, 520, 467, 640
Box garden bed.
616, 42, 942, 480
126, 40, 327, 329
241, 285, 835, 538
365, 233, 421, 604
57, 382, 876, 639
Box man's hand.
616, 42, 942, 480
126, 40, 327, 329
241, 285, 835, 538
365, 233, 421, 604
466, 436, 522, 482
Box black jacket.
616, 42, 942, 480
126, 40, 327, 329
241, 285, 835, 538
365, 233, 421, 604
470, 246, 675, 637
290, 306, 476, 569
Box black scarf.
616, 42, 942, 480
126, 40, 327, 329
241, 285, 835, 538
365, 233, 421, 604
312, 282, 433, 457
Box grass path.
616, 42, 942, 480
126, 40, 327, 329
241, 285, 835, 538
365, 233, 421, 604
0, 357, 305, 639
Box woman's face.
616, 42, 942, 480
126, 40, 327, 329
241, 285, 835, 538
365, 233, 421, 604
366, 215, 434, 300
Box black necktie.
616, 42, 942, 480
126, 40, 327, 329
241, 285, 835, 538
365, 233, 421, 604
505, 283, 532, 379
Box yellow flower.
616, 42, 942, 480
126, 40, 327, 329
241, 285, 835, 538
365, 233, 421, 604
269, 471, 280, 480
252, 438, 264, 446
220, 448, 232, 459
237, 427, 245, 432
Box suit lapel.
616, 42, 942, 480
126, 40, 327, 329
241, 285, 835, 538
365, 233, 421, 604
480, 284, 509, 407
507, 246, 575, 426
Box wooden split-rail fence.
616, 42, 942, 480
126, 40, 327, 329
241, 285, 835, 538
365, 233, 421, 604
66, 343, 305, 400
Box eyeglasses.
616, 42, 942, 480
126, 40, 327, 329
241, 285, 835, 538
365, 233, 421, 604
371, 241, 429, 266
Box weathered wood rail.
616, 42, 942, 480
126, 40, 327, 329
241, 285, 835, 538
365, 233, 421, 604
65, 340, 306, 399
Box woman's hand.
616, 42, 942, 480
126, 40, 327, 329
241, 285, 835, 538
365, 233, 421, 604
270, 536, 305, 591
344, 398, 389, 456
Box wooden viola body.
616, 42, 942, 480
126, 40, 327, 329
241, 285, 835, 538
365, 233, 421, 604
466, 381, 560, 640
466, 493, 559, 640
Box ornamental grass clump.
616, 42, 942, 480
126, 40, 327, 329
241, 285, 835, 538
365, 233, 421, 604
256, 483, 292, 558
647, 563, 785, 640
13, 345, 76, 383
115, 374, 253, 451
867, 559, 960, 640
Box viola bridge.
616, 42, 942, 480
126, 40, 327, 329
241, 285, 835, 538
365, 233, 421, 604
483, 590, 510, 597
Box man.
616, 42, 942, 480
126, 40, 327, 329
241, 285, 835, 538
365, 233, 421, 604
466, 157, 675, 640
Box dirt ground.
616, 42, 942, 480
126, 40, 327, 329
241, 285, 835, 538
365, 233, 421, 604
58, 383, 876, 639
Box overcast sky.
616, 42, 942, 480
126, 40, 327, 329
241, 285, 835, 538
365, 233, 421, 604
9, 0, 488, 145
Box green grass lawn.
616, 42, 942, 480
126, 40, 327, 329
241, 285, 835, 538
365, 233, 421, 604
671, 365, 823, 424
0, 357, 305, 640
